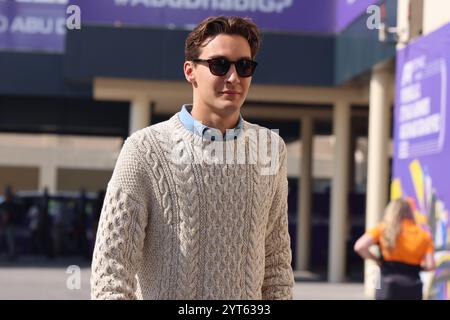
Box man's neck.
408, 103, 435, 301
190, 104, 240, 135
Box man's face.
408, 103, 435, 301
185, 34, 253, 117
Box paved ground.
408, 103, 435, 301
0, 256, 366, 300
0, 255, 91, 300
293, 282, 366, 300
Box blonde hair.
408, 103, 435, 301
381, 198, 415, 251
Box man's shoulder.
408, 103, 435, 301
127, 117, 175, 145
123, 116, 179, 161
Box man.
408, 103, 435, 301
0, 186, 21, 260
91, 16, 294, 300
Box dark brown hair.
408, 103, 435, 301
185, 16, 261, 61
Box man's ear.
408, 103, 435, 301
184, 61, 196, 84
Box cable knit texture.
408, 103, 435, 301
91, 113, 294, 300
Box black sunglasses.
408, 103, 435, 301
192, 58, 258, 78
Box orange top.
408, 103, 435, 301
367, 219, 434, 265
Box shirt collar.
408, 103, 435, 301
179, 104, 244, 141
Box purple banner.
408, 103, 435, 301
70, 0, 379, 34
0, 0, 383, 53
0, 0, 66, 52
70, 0, 337, 34
393, 22, 450, 300
335, 0, 380, 32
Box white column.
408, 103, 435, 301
396, 0, 411, 45
364, 62, 393, 298
129, 96, 151, 135
297, 116, 313, 271
328, 100, 351, 282
39, 163, 57, 194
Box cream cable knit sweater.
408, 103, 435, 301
91, 113, 294, 300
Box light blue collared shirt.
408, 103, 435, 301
178, 104, 244, 141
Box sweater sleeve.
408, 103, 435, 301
262, 139, 295, 300
91, 136, 150, 300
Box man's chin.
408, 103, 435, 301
217, 99, 242, 112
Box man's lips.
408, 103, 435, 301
221, 91, 240, 94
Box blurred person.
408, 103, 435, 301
51, 201, 65, 256
91, 16, 294, 299
76, 189, 90, 260
0, 186, 21, 260
58, 200, 75, 256
354, 198, 435, 300
26, 203, 41, 254
37, 188, 54, 259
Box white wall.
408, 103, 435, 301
0, 133, 122, 192
423, 0, 450, 35
0, 133, 121, 170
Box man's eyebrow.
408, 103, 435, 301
208, 55, 253, 60
207, 55, 226, 59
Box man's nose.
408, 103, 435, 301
226, 64, 240, 83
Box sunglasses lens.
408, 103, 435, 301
204, 58, 257, 77
236, 59, 256, 77
209, 59, 230, 76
